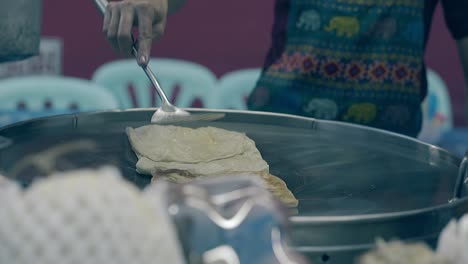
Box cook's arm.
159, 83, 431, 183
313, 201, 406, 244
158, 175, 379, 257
103, 0, 189, 65
456, 38, 468, 123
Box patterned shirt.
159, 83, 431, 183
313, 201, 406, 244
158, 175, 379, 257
247, 0, 468, 137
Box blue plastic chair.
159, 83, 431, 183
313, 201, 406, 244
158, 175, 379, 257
438, 128, 468, 158
91, 58, 218, 109
214, 68, 262, 110
418, 69, 453, 143
0, 75, 120, 126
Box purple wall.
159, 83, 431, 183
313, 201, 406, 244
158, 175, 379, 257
42, 0, 465, 124
425, 6, 465, 125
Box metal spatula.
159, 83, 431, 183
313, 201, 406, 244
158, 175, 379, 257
93, 0, 225, 124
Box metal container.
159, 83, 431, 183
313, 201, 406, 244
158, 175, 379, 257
0, 0, 42, 62
0, 109, 466, 264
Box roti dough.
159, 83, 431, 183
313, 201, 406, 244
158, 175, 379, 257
126, 125, 298, 207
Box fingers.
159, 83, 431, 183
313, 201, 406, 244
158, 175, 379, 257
103, 3, 122, 54
102, 1, 168, 65
103, 2, 134, 56
135, 6, 155, 65
102, 4, 111, 33
117, 3, 135, 56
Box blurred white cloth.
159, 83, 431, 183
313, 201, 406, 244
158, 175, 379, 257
437, 214, 468, 264
357, 239, 449, 264
0, 167, 185, 264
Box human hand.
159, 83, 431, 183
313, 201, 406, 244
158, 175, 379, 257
102, 0, 168, 65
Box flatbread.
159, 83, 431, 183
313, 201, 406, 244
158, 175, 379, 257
126, 125, 298, 207
127, 125, 252, 163
260, 172, 298, 208
150, 171, 298, 208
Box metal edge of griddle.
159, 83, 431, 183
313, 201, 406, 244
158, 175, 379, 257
453, 151, 468, 200
186, 108, 461, 163
0, 107, 462, 180
0, 109, 130, 136
0, 107, 462, 182
293, 232, 440, 264
80, 108, 459, 163
0, 107, 459, 161
293, 231, 439, 253
55, 108, 321, 133
289, 192, 468, 248
0, 108, 466, 262
0, 109, 466, 218
289, 183, 468, 223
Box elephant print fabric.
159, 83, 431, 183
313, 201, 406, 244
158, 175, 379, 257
325, 16, 360, 38
249, 0, 426, 137
364, 16, 397, 41
302, 99, 338, 120
296, 9, 321, 31
343, 103, 377, 124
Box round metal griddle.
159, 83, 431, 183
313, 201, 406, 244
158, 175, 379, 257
0, 108, 466, 264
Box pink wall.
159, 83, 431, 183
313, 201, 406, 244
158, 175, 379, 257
42, 1, 466, 125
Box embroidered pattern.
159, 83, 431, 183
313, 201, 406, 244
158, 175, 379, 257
343, 103, 377, 124
249, 0, 425, 136
324, 16, 360, 37
296, 9, 321, 31
267, 51, 421, 90
302, 98, 338, 120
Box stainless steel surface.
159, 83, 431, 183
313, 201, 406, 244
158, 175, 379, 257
9, 140, 98, 178
0, 109, 466, 263
0, 0, 42, 62
453, 152, 468, 201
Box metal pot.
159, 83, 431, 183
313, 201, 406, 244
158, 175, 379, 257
0, 0, 42, 62
0, 109, 466, 264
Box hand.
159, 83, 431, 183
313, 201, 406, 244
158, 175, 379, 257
102, 0, 168, 65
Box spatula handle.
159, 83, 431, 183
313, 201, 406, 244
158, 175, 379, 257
452, 151, 468, 201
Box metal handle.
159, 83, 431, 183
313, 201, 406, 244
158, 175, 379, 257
452, 151, 468, 201
141, 64, 174, 110
92, 0, 174, 110
93, 0, 107, 15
